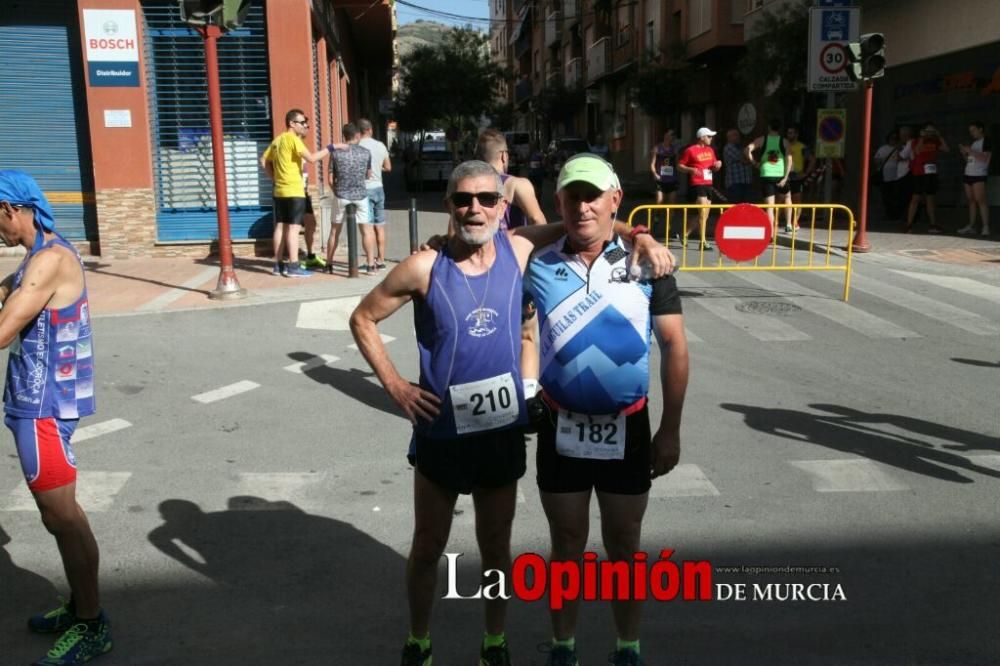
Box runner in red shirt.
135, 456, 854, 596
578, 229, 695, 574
901, 121, 950, 233
678, 127, 722, 250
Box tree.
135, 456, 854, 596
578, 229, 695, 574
737, 1, 810, 112
633, 41, 693, 122
394, 27, 503, 135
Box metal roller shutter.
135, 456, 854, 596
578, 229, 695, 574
311, 38, 325, 197
142, 0, 272, 242
0, 0, 97, 241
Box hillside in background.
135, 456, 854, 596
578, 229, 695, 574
397, 20, 452, 58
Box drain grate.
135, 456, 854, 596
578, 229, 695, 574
735, 301, 802, 315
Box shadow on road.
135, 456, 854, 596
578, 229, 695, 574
951, 357, 1000, 369
1, 524, 60, 643
288, 351, 404, 419
720, 402, 1000, 482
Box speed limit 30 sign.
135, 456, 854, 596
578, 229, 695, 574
808, 7, 860, 92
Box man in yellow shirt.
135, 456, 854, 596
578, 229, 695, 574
261, 108, 334, 277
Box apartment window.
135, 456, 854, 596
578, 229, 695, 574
646, 20, 655, 54
616, 2, 631, 46
688, 0, 712, 38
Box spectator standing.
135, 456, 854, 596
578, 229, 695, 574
785, 125, 814, 230
957, 121, 992, 236
901, 121, 949, 233
894, 126, 914, 218
678, 128, 722, 250
723, 129, 754, 204
873, 130, 903, 221
358, 118, 392, 270
326, 123, 373, 273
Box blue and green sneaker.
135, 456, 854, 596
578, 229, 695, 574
400, 640, 432, 666
28, 599, 76, 634
34, 613, 112, 665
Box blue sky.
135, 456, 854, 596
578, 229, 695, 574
396, 0, 491, 30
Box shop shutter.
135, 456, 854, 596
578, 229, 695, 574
142, 0, 272, 242
0, 0, 97, 241
311, 37, 325, 197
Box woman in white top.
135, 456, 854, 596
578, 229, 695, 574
958, 121, 992, 236
873, 130, 902, 220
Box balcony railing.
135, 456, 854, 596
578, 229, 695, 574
563, 0, 581, 30
545, 11, 562, 47
586, 37, 610, 83
564, 57, 582, 88
546, 68, 563, 87
515, 77, 533, 104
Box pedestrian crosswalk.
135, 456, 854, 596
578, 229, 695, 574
5, 454, 995, 514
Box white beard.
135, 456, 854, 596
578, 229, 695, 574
456, 219, 500, 247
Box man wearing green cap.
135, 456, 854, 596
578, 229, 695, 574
524, 154, 690, 666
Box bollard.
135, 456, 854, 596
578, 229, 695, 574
409, 198, 419, 254
346, 203, 359, 278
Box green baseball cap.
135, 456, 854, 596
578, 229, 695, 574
556, 153, 621, 192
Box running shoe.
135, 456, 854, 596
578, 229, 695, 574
272, 261, 285, 276
375, 260, 387, 270
28, 599, 75, 634
956, 225, 975, 235
927, 225, 944, 234
302, 255, 327, 269
480, 640, 512, 666
34, 614, 112, 665
700, 240, 713, 251
284, 264, 313, 278
400, 641, 432, 666
784, 225, 794, 233
541, 644, 579, 666
608, 648, 645, 665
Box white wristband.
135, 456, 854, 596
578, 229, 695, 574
522, 378, 539, 398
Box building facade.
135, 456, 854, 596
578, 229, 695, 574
0, 0, 395, 258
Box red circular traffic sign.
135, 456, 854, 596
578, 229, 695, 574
819, 43, 846, 74
715, 204, 773, 262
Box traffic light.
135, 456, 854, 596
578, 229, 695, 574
178, 0, 250, 31
846, 33, 886, 81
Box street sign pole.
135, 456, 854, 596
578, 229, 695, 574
824, 93, 834, 207
202, 24, 246, 300
852, 80, 874, 253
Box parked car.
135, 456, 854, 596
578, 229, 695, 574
405, 141, 454, 190
545, 137, 592, 176
503, 131, 531, 174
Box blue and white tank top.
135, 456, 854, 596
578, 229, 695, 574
4, 230, 95, 420
413, 231, 527, 439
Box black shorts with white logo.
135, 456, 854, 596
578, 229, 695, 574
536, 401, 652, 495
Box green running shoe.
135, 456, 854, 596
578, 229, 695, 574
400, 641, 432, 666
608, 648, 644, 666
34, 613, 112, 665
28, 599, 76, 634
302, 255, 327, 269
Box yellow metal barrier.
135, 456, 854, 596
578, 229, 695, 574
627, 203, 856, 301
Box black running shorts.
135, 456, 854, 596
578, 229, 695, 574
410, 429, 526, 495
274, 196, 307, 225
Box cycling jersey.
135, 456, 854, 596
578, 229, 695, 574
524, 235, 681, 415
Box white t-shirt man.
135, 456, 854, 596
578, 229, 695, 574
360, 137, 390, 190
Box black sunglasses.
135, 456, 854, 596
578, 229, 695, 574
292, 118, 309, 126
450, 191, 502, 208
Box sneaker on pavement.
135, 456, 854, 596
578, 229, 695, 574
956, 225, 975, 235
608, 648, 645, 666
303, 255, 327, 269
784, 225, 794, 233
284, 264, 313, 278
272, 261, 284, 276
400, 641, 432, 666
480, 640, 512, 666
34, 614, 112, 665
542, 644, 580, 666
28, 599, 75, 634
700, 240, 713, 251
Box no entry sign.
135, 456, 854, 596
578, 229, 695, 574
715, 204, 773, 262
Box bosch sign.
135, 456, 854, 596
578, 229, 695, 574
83, 9, 140, 87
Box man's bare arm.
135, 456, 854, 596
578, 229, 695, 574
650, 312, 689, 478
0, 252, 61, 348
511, 177, 547, 226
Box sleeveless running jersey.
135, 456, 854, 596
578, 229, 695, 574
760, 135, 786, 178
4, 230, 95, 420
787, 140, 806, 177
499, 174, 528, 229
654, 144, 677, 183
524, 235, 681, 415
413, 230, 527, 439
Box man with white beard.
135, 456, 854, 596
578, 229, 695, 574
350, 160, 675, 666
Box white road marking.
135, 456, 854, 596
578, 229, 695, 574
890, 270, 1000, 307
71, 418, 133, 443
648, 464, 721, 498
789, 459, 909, 492
136, 267, 219, 311
680, 274, 810, 342
283, 354, 341, 374
734, 272, 919, 338
347, 334, 395, 351
0, 471, 132, 512
191, 380, 260, 404
817, 271, 999, 335
958, 454, 1000, 473
233, 472, 329, 511
295, 296, 363, 330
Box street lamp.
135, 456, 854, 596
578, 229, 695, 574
178, 0, 251, 299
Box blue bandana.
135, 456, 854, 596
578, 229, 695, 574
0, 170, 56, 232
